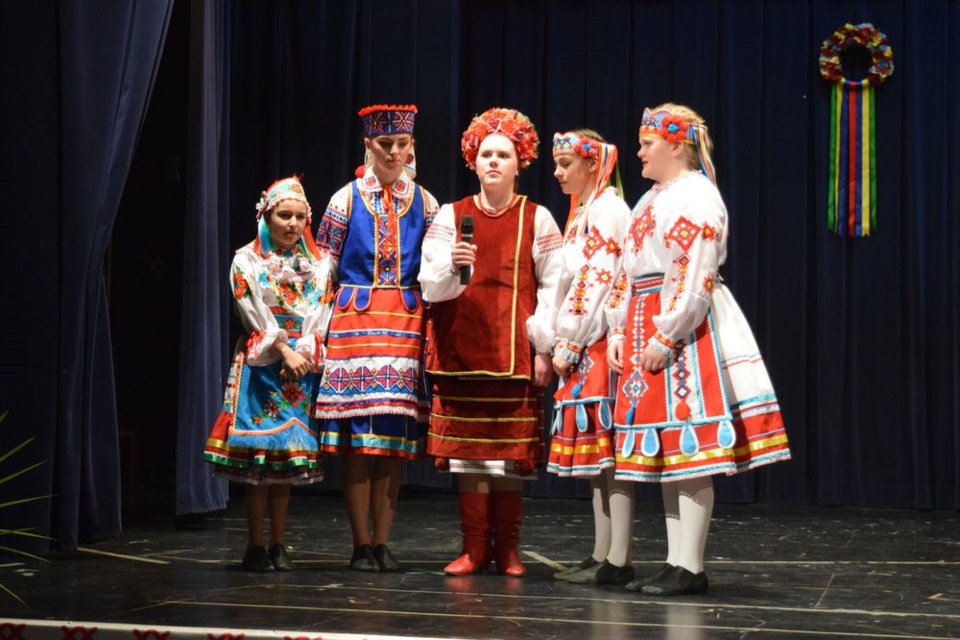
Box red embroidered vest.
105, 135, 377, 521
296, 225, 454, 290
428, 195, 538, 378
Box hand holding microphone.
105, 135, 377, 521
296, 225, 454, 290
453, 215, 477, 285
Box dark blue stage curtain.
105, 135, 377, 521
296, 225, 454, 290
0, 1, 173, 552
179, 0, 957, 510
174, 0, 231, 515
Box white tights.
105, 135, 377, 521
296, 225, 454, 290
590, 467, 635, 567
661, 475, 714, 574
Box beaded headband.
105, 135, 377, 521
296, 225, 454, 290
638, 107, 717, 184
358, 104, 418, 138
552, 131, 621, 226
553, 132, 606, 159
461, 107, 539, 170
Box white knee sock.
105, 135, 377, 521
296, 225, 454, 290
661, 482, 682, 567
676, 475, 714, 574
590, 469, 612, 562
605, 478, 635, 567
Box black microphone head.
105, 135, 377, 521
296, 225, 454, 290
460, 215, 474, 239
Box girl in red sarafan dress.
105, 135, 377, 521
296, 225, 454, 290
419, 107, 564, 577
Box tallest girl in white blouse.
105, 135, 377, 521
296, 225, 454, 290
606, 103, 791, 595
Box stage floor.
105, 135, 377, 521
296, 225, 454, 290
2, 492, 958, 639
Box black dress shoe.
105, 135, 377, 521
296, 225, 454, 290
373, 544, 401, 572
553, 556, 600, 581
640, 565, 708, 595
624, 562, 675, 591
565, 560, 635, 585
350, 544, 380, 572
268, 543, 294, 571
242, 546, 274, 571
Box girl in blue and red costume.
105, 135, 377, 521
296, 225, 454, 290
313, 105, 440, 572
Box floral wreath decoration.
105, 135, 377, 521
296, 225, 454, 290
461, 107, 540, 171
818, 22, 894, 238
818, 23, 894, 87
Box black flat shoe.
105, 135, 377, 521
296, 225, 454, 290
350, 544, 380, 572
640, 565, 708, 596
242, 546, 274, 572
624, 562, 675, 591
373, 544, 401, 572
268, 543, 294, 571
565, 560, 635, 585
553, 556, 600, 581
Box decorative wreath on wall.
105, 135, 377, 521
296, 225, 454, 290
819, 22, 894, 87
818, 22, 894, 238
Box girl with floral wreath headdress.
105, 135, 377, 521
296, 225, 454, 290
204, 176, 325, 572
419, 107, 564, 577
546, 129, 635, 586
605, 103, 791, 595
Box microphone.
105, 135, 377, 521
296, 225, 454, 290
459, 215, 474, 285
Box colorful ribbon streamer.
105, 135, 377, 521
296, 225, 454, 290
827, 80, 877, 237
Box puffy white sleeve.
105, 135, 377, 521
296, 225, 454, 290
230, 252, 284, 366
312, 183, 352, 338
293, 261, 331, 371
421, 186, 441, 228
524, 205, 565, 354
604, 196, 647, 342
649, 188, 726, 355
418, 203, 463, 303
553, 193, 630, 362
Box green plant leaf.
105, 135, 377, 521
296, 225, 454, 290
0, 437, 34, 466
0, 460, 46, 486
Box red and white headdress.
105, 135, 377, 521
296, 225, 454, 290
638, 107, 717, 184
552, 131, 621, 228
461, 107, 539, 171
553, 132, 619, 198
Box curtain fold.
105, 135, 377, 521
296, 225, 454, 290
51, 0, 174, 550
0, 0, 180, 552
175, 0, 231, 515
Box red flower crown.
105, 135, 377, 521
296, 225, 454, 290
461, 108, 539, 170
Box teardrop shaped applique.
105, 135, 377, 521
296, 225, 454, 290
598, 401, 613, 430
680, 424, 700, 457
551, 406, 563, 435
336, 285, 355, 309
621, 430, 636, 459
641, 427, 661, 457
401, 288, 419, 312
575, 403, 588, 432
717, 420, 736, 449
572, 383, 583, 399
674, 399, 691, 422
353, 286, 371, 310
626, 406, 636, 426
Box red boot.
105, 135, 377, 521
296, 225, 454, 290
491, 490, 526, 577
444, 491, 492, 575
